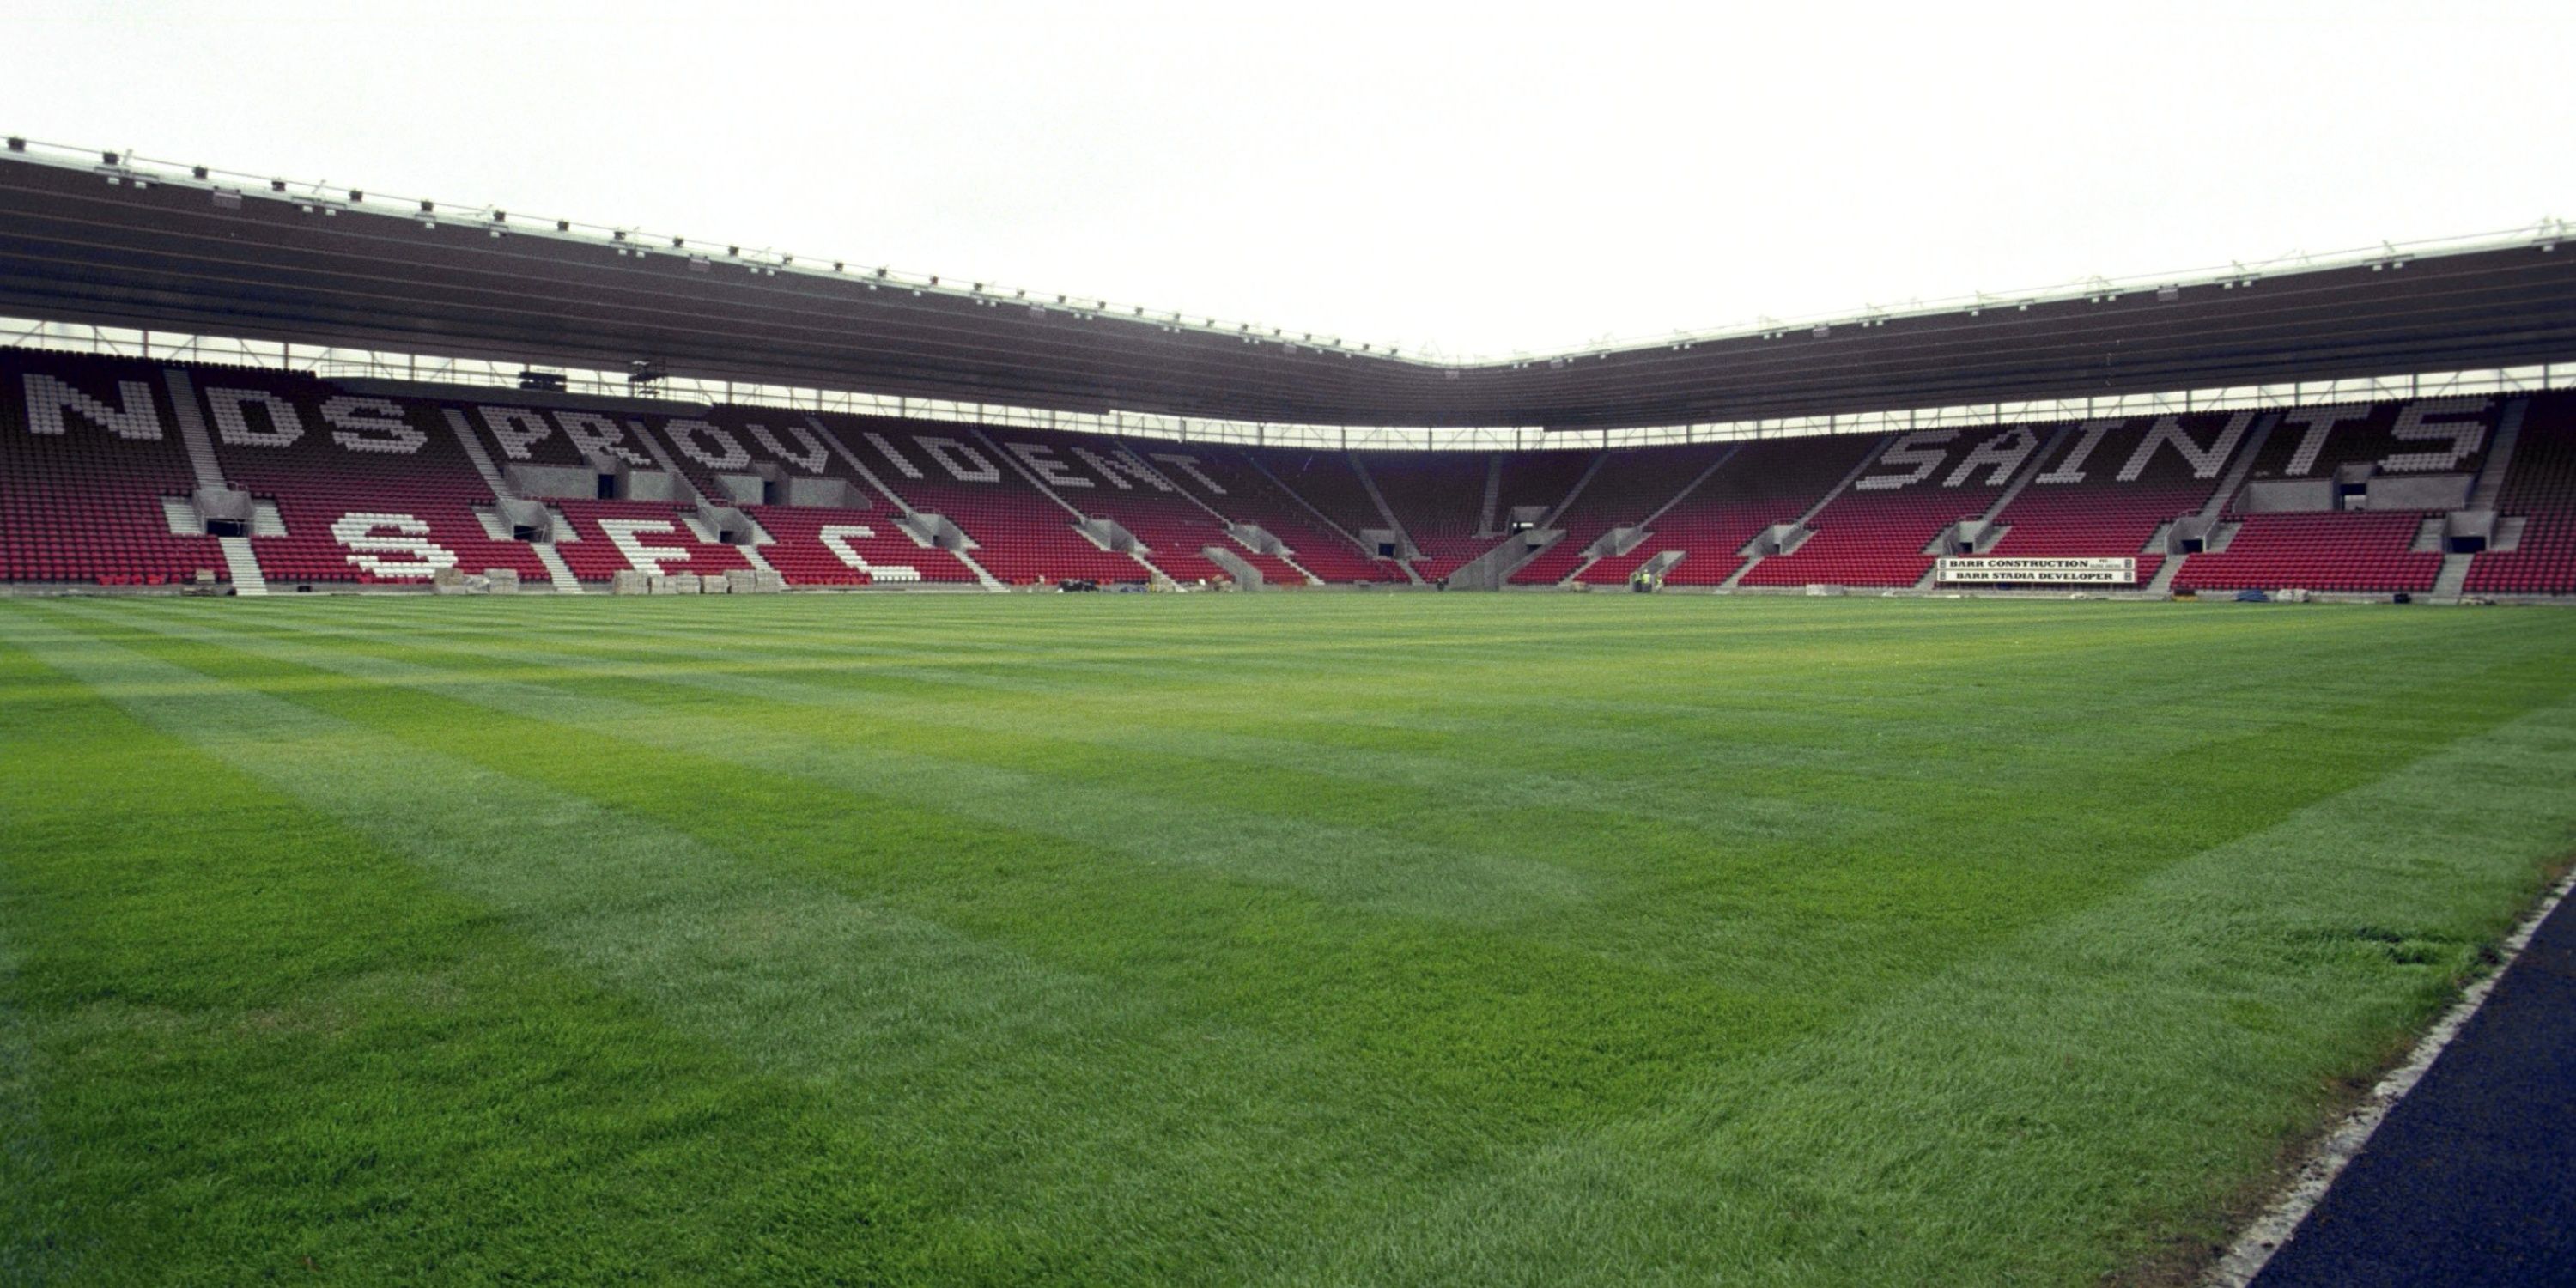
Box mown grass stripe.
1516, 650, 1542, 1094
107, 600, 2570, 1005
0, 605, 1565, 1282
1293, 691, 2576, 1285
58, 599, 1805, 1133
0, 629, 967, 1282
9, 593, 2573, 1285
0, 893, 62, 1285
243, 606, 1878, 846
68, 599, 1595, 923
200, 596, 2553, 813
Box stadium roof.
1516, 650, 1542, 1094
2, 141, 2573, 431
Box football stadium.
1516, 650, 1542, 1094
4, 10, 2575, 1285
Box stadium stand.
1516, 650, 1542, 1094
1, 351, 233, 587
1979, 411, 2261, 587
2172, 398, 2497, 596
668, 406, 981, 586
1149, 447, 1399, 583
1243, 449, 1414, 577
5, 347, 2573, 598
1741, 425, 2044, 588
1364, 451, 1499, 580
192, 369, 553, 589
973, 427, 1252, 586
2464, 393, 2575, 596
2172, 511, 2444, 595
1509, 444, 1723, 586
838, 417, 1151, 586
546, 500, 758, 583
1583, 436, 1885, 587
1442, 448, 1594, 581
444, 395, 769, 584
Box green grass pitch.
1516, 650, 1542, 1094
3, 592, 2572, 1285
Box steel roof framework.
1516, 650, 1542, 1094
1, 139, 2572, 434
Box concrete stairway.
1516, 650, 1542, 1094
1722, 432, 1895, 590
2196, 413, 2277, 520
2433, 553, 2476, 599
1911, 423, 2075, 589
445, 410, 582, 592
444, 409, 515, 498
1640, 446, 1741, 527
1979, 423, 2075, 522
1346, 454, 1424, 583
1246, 453, 1382, 570
2468, 398, 2529, 511
1540, 452, 1607, 527
2154, 413, 2278, 593
217, 536, 268, 595
806, 419, 1005, 590
629, 417, 781, 580
161, 369, 232, 491
160, 496, 204, 536
1127, 446, 1322, 586
1561, 445, 1744, 586
161, 368, 272, 592
972, 428, 1171, 583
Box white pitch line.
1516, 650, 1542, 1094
2205, 864, 2576, 1287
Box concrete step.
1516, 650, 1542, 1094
2146, 552, 2187, 595
1243, 453, 1382, 572
2433, 551, 2476, 600
161, 495, 204, 536
161, 369, 231, 490
1346, 453, 1424, 583
1638, 445, 1743, 526
216, 535, 267, 596
2467, 398, 2528, 512
2411, 515, 2448, 553
445, 409, 518, 497
532, 544, 583, 593
1977, 423, 2077, 524
1540, 451, 1607, 528
2199, 413, 2277, 519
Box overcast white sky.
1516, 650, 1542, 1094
7, 1, 2570, 358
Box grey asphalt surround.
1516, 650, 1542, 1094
2244, 871, 2576, 1287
